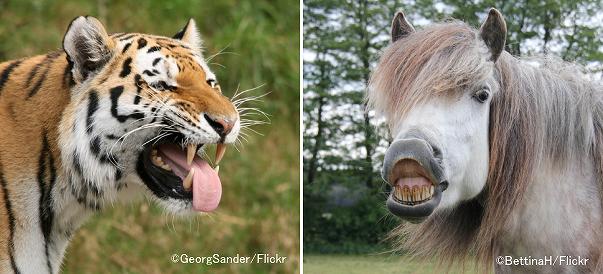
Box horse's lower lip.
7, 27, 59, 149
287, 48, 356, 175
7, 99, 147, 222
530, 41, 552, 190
386, 183, 445, 222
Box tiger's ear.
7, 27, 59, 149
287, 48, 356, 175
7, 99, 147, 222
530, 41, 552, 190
173, 19, 202, 49
391, 11, 415, 43
63, 16, 115, 83
479, 8, 507, 62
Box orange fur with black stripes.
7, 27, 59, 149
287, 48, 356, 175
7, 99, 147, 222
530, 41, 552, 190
0, 16, 240, 273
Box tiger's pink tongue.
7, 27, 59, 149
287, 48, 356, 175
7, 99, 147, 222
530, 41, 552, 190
157, 144, 222, 212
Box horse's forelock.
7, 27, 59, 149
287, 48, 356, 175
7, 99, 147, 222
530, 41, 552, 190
368, 21, 491, 130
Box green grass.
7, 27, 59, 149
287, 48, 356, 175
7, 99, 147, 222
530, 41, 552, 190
0, 0, 299, 273
303, 254, 481, 274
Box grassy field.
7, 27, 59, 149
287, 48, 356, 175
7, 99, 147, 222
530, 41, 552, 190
0, 0, 299, 273
303, 254, 481, 274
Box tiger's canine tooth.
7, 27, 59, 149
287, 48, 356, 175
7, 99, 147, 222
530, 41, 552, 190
215, 143, 226, 165
187, 144, 197, 166
215, 165, 220, 173
183, 169, 194, 190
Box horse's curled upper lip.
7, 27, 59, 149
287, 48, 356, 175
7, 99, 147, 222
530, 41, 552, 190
382, 137, 447, 186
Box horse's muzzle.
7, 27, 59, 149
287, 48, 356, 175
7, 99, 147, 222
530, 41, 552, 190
382, 138, 448, 222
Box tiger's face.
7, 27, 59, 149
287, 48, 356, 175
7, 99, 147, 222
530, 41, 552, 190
59, 16, 239, 213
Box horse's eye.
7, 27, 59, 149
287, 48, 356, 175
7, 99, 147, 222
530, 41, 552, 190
473, 89, 490, 103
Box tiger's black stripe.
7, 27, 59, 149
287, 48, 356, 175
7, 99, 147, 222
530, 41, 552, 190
137, 38, 147, 49
71, 153, 102, 210
86, 91, 99, 134
27, 52, 62, 98
152, 57, 161, 66
119, 58, 132, 78
26, 52, 61, 85
26, 57, 47, 84
0, 60, 23, 95
133, 74, 143, 105
37, 132, 56, 274
89, 136, 110, 164
147, 46, 161, 53
119, 34, 136, 41
121, 42, 132, 53
112, 33, 127, 38
0, 161, 21, 274
142, 70, 155, 76
110, 86, 144, 122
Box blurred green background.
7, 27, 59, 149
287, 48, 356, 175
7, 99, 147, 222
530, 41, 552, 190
0, 0, 299, 273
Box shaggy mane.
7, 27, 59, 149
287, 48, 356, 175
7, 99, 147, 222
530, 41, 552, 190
368, 20, 603, 271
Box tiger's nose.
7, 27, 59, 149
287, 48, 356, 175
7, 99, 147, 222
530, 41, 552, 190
204, 114, 235, 137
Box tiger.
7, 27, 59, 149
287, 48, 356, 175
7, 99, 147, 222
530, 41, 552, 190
0, 16, 240, 273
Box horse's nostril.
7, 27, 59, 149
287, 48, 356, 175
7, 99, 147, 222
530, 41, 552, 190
204, 114, 234, 137
432, 145, 442, 159
440, 181, 449, 191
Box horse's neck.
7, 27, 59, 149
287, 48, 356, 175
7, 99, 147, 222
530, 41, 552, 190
498, 157, 602, 273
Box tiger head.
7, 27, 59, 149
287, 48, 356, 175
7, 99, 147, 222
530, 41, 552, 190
59, 16, 240, 213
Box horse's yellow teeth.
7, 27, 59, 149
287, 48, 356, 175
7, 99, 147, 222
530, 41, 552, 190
187, 144, 197, 166
183, 169, 194, 190
394, 187, 402, 200
215, 144, 226, 165
396, 184, 436, 204
409, 187, 414, 202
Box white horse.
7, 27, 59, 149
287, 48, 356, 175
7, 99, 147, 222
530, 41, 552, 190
368, 8, 603, 274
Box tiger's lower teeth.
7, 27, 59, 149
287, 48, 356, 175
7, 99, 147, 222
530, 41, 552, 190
393, 185, 435, 205
151, 149, 171, 171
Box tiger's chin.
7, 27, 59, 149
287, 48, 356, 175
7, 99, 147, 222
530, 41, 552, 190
136, 131, 226, 213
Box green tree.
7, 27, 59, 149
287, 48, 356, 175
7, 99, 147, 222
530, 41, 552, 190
411, 0, 603, 73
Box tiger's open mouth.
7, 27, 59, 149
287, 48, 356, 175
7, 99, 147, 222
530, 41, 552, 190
137, 132, 226, 212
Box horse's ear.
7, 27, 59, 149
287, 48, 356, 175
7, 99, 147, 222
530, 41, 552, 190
391, 11, 415, 43
479, 8, 507, 62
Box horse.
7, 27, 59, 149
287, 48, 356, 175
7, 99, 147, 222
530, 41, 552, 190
367, 8, 603, 273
